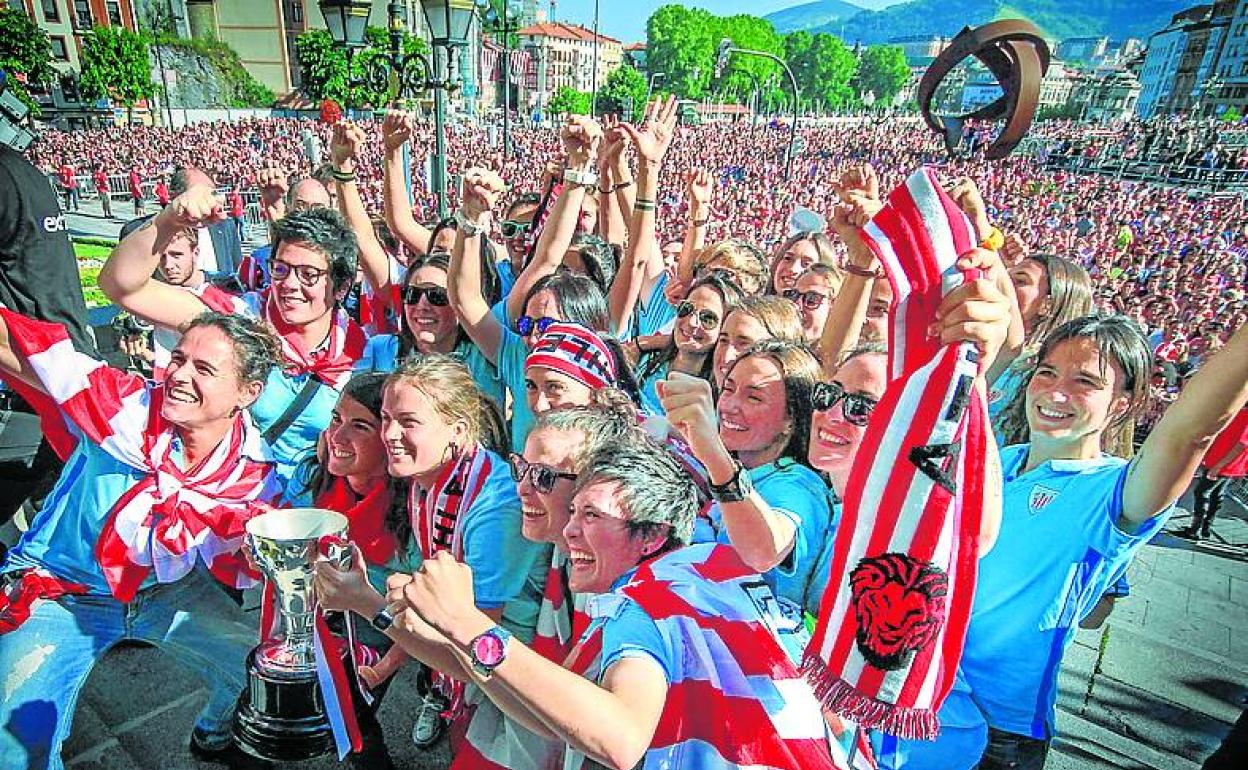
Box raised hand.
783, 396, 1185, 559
460, 167, 507, 221
255, 164, 288, 207
381, 109, 414, 153
838, 163, 880, 201
934, 248, 1014, 374
598, 114, 628, 172
560, 114, 604, 169
330, 121, 366, 169
1000, 231, 1029, 266
686, 168, 713, 208
161, 184, 226, 229
657, 372, 725, 468
945, 177, 992, 241
619, 94, 679, 166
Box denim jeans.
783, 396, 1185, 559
0, 567, 257, 770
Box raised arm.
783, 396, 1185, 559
98, 188, 216, 331
504, 115, 602, 323
660, 372, 797, 571
1125, 323, 1248, 530
596, 115, 630, 247
330, 120, 391, 294
675, 168, 713, 287
448, 168, 507, 363
0, 313, 44, 394
819, 187, 883, 375
381, 110, 435, 257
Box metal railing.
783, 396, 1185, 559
1043, 152, 1248, 193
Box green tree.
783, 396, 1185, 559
79, 27, 156, 123
1221, 106, 1243, 122
646, 4, 717, 99
857, 44, 910, 106
598, 63, 648, 121
546, 86, 592, 116
787, 32, 857, 113
295, 27, 429, 108
713, 14, 785, 106
0, 8, 55, 116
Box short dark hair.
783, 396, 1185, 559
182, 311, 281, 385
272, 207, 359, 293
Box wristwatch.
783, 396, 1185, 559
708, 461, 753, 504
369, 606, 395, 633
454, 209, 489, 237
468, 625, 513, 679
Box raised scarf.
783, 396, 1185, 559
565, 544, 839, 770
315, 477, 399, 565
531, 549, 591, 665
198, 285, 366, 390
802, 168, 989, 740
0, 309, 278, 605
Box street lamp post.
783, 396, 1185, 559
486, 2, 521, 157
646, 71, 665, 105
318, 0, 478, 219
716, 38, 801, 179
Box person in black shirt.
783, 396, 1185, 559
0, 143, 99, 531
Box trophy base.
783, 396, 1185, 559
233, 649, 335, 762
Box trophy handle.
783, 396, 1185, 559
317, 534, 354, 573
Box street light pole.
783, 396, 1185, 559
590, 0, 600, 114
717, 39, 801, 180
502, 2, 511, 157
645, 71, 665, 104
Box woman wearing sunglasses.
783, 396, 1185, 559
635, 274, 741, 415
449, 167, 613, 452
101, 187, 366, 496
354, 252, 506, 407
784, 264, 843, 344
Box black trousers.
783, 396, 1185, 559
1192, 470, 1230, 531
974, 727, 1050, 770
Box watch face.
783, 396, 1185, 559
472, 633, 506, 666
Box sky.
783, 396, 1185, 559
549, 1, 818, 44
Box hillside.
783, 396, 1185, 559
764, 0, 869, 33
793, 0, 1193, 44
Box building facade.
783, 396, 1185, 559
1076, 69, 1142, 121
1137, 0, 1245, 118
517, 21, 621, 116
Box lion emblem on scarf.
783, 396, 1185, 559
848, 553, 949, 671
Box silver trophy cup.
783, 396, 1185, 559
233, 508, 354, 760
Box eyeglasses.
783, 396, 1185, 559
270, 259, 329, 287
694, 265, 737, 283
500, 220, 532, 238
402, 284, 449, 307
516, 315, 558, 337
676, 301, 720, 330
811, 381, 878, 427
783, 289, 829, 311
509, 453, 577, 494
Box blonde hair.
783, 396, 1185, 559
693, 239, 770, 295
385, 354, 507, 452
730, 295, 804, 343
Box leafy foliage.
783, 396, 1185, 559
787, 32, 858, 111
1221, 106, 1243, 123
0, 8, 55, 115
79, 27, 156, 118
856, 45, 910, 105
598, 63, 649, 121
295, 27, 430, 108
546, 86, 593, 116
154, 36, 275, 107
646, 5, 718, 100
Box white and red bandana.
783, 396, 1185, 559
525, 322, 616, 390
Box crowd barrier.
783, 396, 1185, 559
1043, 152, 1248, 193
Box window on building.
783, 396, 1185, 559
72, 0, 93, 29
106, 0, 122, 25
41, 0, 59, 22
50, 36, 69, 61
289, 0, 303, 23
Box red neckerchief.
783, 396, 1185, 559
315, 477, 399, 565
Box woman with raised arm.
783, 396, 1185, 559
881, 318, 1248, 770
99, 186, 366, 494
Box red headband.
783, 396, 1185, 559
525, 322, 617, 390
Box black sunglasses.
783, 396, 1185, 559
676, 301, 720, 330
509, 453, 577, 494
811, 381, 878, 427
402, 284, 449, 307
516, 315, 558, 337
782, 289, 829, 311
500, 220, 532, 238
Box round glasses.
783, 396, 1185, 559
270, 259, 329, 287
782, 289, 829, 311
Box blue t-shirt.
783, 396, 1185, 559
449, 449, 548, 640
496, 259, 517, 299
4, 417, 277, 595
803, 497, 842, 619
354, 334, 506, 408
987, 362, 1027, 429
697, 459, 836, 616
628, 272, 676, 340
637, 357, 670, 417
496, 325, 535, 453
951, 445, 1169, 745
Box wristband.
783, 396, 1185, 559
844, 263, 885, 279
563, 168, 599, 189
614, 179, 634, 192
455, 209, 489, 237
634, 198, 656, 212
330, 168, 356, 183
692, 217, 709, 227
980, 226, 1005, 251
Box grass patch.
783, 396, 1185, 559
75, 239, 113, 308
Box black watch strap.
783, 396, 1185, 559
709, 462, 750, 503
369, 607, 395, 632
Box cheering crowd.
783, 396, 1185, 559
0, 97, 1245, 770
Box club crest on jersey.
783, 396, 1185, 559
1029, 484, 1059, 513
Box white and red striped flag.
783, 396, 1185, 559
802, 167, 990, 740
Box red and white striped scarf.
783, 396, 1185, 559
0, 309, 278, 604
565, 544, 841, 770
802, 168, 989, 740
531, 549, 591, 665
198, 285, 366, 390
